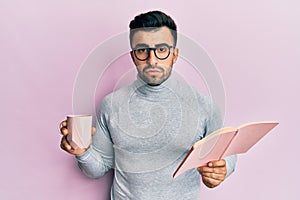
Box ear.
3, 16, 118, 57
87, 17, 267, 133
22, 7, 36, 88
172, 48, 179, 64
130, 51, 137, 66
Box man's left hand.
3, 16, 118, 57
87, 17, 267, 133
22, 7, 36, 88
197, 159, 227, 188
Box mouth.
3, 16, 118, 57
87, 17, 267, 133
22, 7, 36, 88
145, 68, 162, 75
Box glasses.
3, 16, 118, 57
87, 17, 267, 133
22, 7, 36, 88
132, 44, 174, 61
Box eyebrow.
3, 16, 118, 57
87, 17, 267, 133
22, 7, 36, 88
133, 43, 170, 49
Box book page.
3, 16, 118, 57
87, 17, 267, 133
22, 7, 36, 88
222, 121, 279, 157
173, 128, 237, 178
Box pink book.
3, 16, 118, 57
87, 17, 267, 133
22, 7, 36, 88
173, 121, 279, 178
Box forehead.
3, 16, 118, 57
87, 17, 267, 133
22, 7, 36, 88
131, 26, 174, 47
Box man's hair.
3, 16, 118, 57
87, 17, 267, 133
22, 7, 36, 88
129, 10, 177, 47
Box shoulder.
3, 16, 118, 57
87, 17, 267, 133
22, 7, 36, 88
99, 83, 134, 110
172, 79, 214, 110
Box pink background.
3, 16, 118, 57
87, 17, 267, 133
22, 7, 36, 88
1, 1, 299, 199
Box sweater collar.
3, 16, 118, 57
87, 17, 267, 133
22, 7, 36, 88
133, 75, 177, 100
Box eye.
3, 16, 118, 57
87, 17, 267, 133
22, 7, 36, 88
136, 48, 147, 54
157, 46, 168, 53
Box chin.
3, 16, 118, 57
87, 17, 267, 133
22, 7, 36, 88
140, 74, 169, 86
147, 79, 165, 86
147, 76, 160, 83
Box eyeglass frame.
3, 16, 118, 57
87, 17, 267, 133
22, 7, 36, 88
132, 43, 175, 61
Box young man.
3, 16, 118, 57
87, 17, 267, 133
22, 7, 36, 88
60, 10, 237, 199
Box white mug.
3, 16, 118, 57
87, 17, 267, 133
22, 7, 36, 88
67, 115, 92, 149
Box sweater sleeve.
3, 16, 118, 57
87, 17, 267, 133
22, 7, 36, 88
204, 96, 237, 178
75, 98, 114, 179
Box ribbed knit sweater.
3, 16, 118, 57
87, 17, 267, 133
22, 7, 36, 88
76, 75, 237, 199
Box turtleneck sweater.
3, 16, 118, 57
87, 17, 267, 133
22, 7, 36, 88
76, 75, 237, 200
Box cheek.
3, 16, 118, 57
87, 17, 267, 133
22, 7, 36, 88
136, 65, 145, 73
162, 59, 174, 70
156, 58, 170, 67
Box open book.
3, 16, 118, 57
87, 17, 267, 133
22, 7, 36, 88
173, 121, 279, 178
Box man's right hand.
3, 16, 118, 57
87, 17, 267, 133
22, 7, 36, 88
59, 120, 96, 156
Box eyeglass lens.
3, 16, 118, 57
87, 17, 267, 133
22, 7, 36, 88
134, 45, 172, 61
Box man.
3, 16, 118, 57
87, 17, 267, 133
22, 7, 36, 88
60, 10, 237, 199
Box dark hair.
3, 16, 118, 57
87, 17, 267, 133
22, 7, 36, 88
129, 10, 177, 47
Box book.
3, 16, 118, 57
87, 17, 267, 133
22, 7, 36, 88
173, 121, 279, 178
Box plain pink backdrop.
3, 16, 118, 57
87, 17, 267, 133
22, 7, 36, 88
1, 1, 299, 200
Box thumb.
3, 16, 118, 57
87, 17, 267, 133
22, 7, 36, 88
92, 127, 96, 136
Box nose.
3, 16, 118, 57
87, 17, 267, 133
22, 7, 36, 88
146, 49, 158, 66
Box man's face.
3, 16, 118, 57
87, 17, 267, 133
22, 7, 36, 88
130, 26, 179, 86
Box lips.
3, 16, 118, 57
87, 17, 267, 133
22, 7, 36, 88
145, 68, 162, 74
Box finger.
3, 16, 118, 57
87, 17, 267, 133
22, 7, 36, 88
60, 127, 68, 136
198, 166, 226, 175
59, 120, 68, 135
61, 136, 72, 151
202, 176, 222, 188
197, 166, 204, 173
59, 120, 67, 128
198, 166, 214, 173
61, 136, 88, 156
92, 127, 96, 135
208, 159, 226, 167
201, 172, 226, 181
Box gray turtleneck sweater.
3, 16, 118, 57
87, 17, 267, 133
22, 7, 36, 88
76, 76, 237, 199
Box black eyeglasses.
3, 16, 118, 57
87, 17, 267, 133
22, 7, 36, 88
132, 44, 174, 61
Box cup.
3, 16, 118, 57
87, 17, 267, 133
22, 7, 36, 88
67, 115, 92, 149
